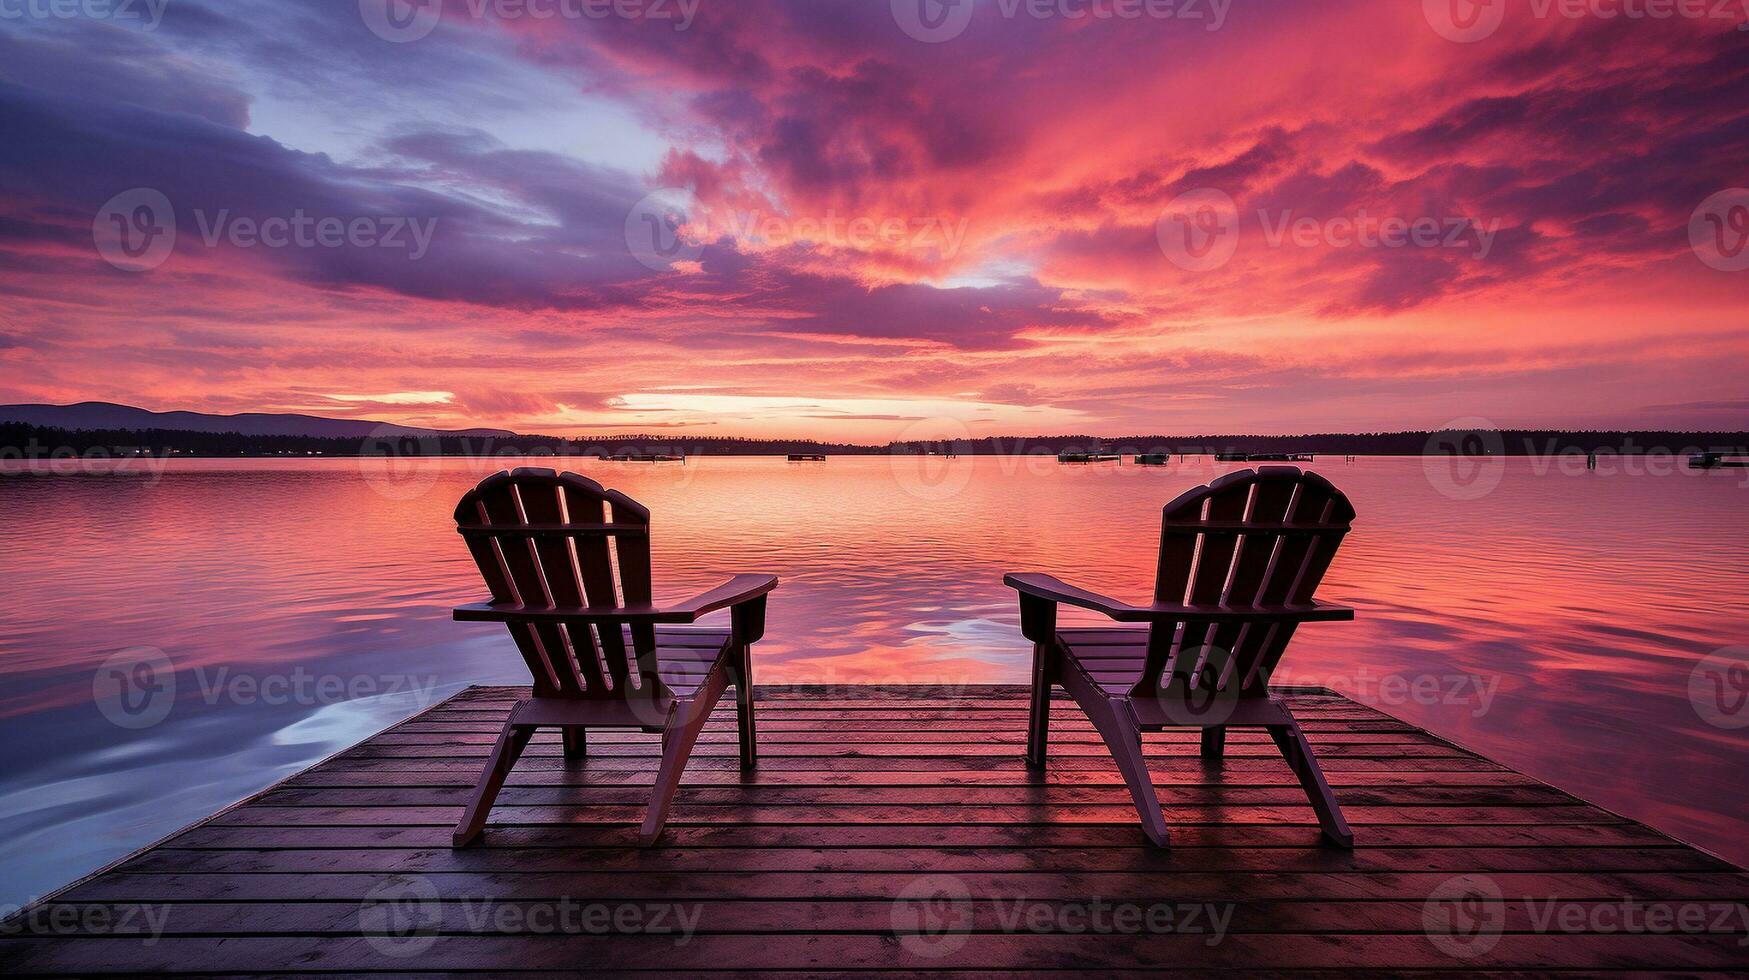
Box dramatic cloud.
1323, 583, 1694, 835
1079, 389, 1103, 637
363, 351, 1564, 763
0, 2, 1745, 436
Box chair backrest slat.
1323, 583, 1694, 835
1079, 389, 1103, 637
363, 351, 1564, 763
563, 482, 637, 693
1138, 467, 1352, 700
604, 488, 660, 684
474, 477, 585, 696
515, 477, 608, 695
1290, 493, 1353, 604
1171, 479, 1249, 692
1221, 473, 1306, 690
456, 468, 669, 702
459, 496, 559, 695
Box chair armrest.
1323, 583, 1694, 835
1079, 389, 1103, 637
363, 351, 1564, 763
1004, 573, 1355, 624
1136, 599, 1355, 623
455, 573, 778, 625
1004, 573, 1142, 619
667, 573, 779, 617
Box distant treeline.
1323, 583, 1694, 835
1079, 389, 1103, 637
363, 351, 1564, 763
2, 422, 1744, 459
896, 431, 1749, 456
0, 424, 881, 458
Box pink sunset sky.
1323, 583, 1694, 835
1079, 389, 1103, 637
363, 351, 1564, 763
1, 0, 1746, 439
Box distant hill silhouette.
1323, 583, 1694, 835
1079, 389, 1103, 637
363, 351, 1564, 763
0, 401, 514, 439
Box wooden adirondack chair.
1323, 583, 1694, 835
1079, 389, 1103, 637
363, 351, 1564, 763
1005, 466, 1357, 848
449, 467, 777, 846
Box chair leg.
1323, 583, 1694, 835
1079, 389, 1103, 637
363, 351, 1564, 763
734, 644, 757, 770
1270, 722, 1353, 848
1200, 726, 1227, 760
452, 722, 533, 847
640, 701, 713, 846
1025, 642, 1054, 769
1081, 697, 1170, 848
561, 727, 587, 760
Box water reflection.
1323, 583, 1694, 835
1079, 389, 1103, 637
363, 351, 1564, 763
0, 454, 1744, 904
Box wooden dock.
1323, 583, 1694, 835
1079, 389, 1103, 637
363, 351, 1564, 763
4, 685, 1746, 974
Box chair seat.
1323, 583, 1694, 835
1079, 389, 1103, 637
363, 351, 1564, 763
507, 627, 734, 727
1056, 626, 1150, 695
1055, 627, 1291, 727
609, 625, 733, 698
644, 626, 733, 698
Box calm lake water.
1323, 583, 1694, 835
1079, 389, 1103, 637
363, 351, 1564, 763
1, 454, 1746, 906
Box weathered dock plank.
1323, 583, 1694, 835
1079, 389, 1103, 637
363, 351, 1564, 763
3, 685, 1745, 975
